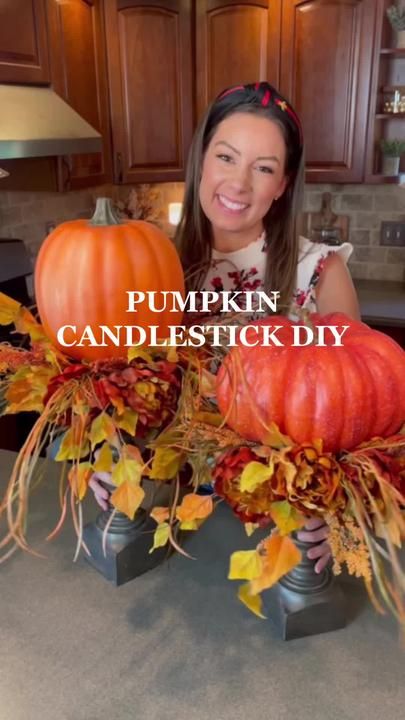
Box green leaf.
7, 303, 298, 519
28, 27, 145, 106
270, 501, 305, 536
149, 522, 170, 554
179, 520, 199, 531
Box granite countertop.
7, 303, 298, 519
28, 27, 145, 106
354, 280, 405, 327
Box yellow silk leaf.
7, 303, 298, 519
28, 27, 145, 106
312, 438, 324, 453
93, 442, 113, 473
150, 506, 170, 524
176, 493, 213, 523
193, 411, 223, 427
114, 408, 138, 436
0, 292, 21, 325
240, 461, 274, 493
111, 457, 142, 487
269, 501, 305, 536
127, 347, 154, 363
110, 481, 144, 519
89, 412, 116, 448
149, 447, 182, 481
55, 428, 90, 462
375, 515, 402, 548
245, 523, 259, 537
250, 533, 301, 594
5, 366, 55, 414
278, 453, 298, 487
262, 421, 292, 449
14, 307, 47, 342
165, 346, 178, 363
68, 462, 92, 501
5, 378, 43, 413
149, 522, 170, 554
237, 583, 266, 619
179, 520, 199, 531
228, 550, 263, 581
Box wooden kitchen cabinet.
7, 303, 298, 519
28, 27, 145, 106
195, 0, 281, 120
0, 0, 50, 84
280, 0, 376, 183
47, 0, 113, 189
104, 0, 194, 184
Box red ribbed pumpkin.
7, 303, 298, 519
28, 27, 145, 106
34, 198, 185, 361
216, 313, 405, 452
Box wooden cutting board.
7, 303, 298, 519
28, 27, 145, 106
298, 192, 350, 245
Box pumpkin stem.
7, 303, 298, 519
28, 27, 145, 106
90, 197, 122, 226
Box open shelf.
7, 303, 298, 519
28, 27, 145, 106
375, 112, 405, 119
382, 86, 405, 92
380, 48, 405, 56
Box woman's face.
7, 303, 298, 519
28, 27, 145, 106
199, 112, 288, 237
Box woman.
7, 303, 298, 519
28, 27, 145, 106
90, 81, 360, 573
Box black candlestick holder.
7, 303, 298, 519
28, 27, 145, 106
82, 481, 171, 585
263, 532, 346, 640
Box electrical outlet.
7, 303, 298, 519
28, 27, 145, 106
380, 221, 405, 247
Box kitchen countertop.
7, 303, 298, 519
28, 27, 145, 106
354, 279, 405, 327
0, 449, 404, 720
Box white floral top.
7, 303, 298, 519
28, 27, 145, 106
201, 233, 353, 318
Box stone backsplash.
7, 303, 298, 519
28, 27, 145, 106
0, 181, 404, 283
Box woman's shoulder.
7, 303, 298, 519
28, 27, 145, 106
292, 236, 354, 312
298, 235, 353, 265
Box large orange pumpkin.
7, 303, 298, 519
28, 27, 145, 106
35, 198, 185, 361
216, 313, 405, 453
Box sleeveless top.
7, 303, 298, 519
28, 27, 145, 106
201, 233, 353, 319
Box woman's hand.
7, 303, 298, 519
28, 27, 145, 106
88, 470, 114, 511
296, 517, 331, 574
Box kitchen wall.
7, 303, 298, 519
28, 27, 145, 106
0, 182, 404, 283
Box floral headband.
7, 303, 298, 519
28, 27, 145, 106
217, 81, 303, 148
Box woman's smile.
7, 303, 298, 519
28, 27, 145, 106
216, 193, 250, 214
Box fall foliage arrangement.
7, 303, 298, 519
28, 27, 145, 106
0, 200, 404, 628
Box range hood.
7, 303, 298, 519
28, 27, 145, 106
0, 84, 102, 159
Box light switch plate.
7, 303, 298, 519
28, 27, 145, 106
380, 221, 405, 247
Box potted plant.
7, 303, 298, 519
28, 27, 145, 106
380, 138, 405, 175
387, 3, 405, 48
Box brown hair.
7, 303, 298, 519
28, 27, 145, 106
174, 82, 305, 313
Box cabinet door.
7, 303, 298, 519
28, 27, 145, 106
104, 0, 193, 184
196, 0, 281, 119
280, 0, 376, 183
0, 0, 50, 84
47, 0, 112, 190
